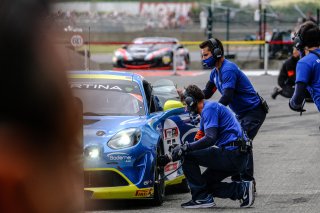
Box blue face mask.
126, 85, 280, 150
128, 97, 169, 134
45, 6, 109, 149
202, 55, 216, 70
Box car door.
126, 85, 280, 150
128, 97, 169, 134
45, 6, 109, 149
152, 79, 199, 180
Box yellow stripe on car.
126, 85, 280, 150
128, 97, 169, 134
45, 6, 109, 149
69, 74, 132, 81
84, 168, 154, 199
180, 40, 266, 45
165, 175, 185, 186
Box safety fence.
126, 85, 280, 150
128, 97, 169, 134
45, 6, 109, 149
69, 38, 293, 73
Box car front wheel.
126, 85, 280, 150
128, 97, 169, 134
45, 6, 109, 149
151, 146, 165, 206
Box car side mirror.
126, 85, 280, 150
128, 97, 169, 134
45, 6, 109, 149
163, 100, 184, 111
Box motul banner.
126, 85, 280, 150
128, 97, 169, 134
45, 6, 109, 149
140, 2, 197, 17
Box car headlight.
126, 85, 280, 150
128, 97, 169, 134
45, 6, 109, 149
108, 128, 141, 149
85, 146, 101, 159
162, 55, 171, 64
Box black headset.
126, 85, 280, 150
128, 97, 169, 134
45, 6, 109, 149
208, 38, 223, 59
183, 91, 198, 114
293, 24, 320, 51
293, 32, 304, 51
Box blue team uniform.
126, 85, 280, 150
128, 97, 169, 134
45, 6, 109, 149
209, 59, 261, 116
206, 59, 266, 182
199, 101, 244, 150
295, 49, 320, 111
182, 101, 249, 202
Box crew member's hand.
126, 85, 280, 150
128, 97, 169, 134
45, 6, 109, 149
289, 99, 306, 113
157, 154, 172, 167
171, 143, 188, 162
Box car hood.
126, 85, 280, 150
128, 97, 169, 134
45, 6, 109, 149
83, 116, 147, 138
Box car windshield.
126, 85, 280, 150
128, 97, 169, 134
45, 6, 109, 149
130, 38, 177, 49
129, 43, 173, 49
71, 80, 145, 116
152, 79, 180, 108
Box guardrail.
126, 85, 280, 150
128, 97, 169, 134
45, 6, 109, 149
69, 39, 293, 73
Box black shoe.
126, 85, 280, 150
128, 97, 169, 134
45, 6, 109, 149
240, 181, 255, 208
271, 87, 280, 99
181, 194, 216, 209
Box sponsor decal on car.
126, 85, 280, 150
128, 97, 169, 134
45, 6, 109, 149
70, 83, 122, 91
143, 180, 153, 186
107, 153, 132, 163
135, 188, 154, 197
165, 162, 178, 172
164, 127, 179, 139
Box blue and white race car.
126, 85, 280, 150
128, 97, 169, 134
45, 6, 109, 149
69, 71, 198, 205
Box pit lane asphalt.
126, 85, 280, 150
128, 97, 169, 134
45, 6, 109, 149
86, 71, 320, 213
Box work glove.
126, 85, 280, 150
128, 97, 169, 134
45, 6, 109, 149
171, 143, 189, 162
157, 154, 171, 167
289, 99, 306, 115
194, 130, 205, 141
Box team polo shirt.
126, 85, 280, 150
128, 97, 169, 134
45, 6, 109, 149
209, 59, 261, 115
199, 101, 244, 150
296, 49, 320, 111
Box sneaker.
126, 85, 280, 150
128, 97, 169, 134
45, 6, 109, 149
240, 181, 255, 208
181, 194, 216, 209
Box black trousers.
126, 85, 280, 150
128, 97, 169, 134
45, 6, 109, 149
182, 146, 248, 201
232, 104, 266, 181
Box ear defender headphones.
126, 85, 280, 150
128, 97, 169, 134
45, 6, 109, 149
293, 23, 320, 52
293, 32, 304, 52
208, 38, 223, 59
183, 91, 198, 115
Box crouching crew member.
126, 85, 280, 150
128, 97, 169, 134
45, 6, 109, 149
290, 21, 320, 113
199, 38, 268, 188
170, 85, 255, 209
272, 47, 299, 99
271, 47, 313, 101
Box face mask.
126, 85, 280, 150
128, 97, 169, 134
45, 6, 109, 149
202, 55, 216, 70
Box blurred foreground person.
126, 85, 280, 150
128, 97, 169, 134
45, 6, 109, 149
290, 21, 320, 113
0, 0, 83, 212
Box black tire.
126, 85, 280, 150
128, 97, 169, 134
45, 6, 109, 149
151, 145, 165, 206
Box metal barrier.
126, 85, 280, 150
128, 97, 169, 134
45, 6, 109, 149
70, 39, 292, 74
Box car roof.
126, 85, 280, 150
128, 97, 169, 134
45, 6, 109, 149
68, 70, 144, 83
133, 37, 179, 44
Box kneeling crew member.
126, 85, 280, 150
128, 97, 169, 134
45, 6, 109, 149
271, 47, 299, 99
271, 47, 313, 101
290, 21, 320, 113
171, 85, 254, 209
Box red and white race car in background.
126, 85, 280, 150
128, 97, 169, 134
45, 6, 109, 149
113, 37, 190, 70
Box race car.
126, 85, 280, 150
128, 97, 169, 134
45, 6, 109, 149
112, 37, 190, 70
68, 71, 198, 205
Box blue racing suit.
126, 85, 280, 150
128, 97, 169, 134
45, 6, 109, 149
290, 49, 320, 112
